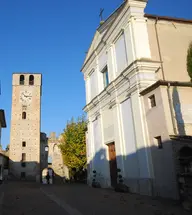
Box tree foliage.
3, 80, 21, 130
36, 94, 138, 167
59, 115, 87, 171
5, 144, 10, 152
187, 42, 192, 82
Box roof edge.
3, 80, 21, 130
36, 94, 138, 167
145, 14, 192, 24
81, 1, 127, 72
140, 80, 192, 96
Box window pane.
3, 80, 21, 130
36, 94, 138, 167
29, 75, 34, 85
103, 67, 109, 88
154, 136, 163, 149
149, 95, 156, 108
20, 75, 25, 85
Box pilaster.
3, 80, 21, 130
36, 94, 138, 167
127, 0, 151, 61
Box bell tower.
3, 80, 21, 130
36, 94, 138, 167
9, 73, 42, 181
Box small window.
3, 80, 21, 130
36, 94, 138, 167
22, 141, 26, 147
22, 112, 26, 119
21, 172, 26, 179
21, 153, 26, 162
21, 162, 26, 167
20, 75, 25, 85
149, 94, 156, 108
154, 136, 163, 149
29, 75, 34, 85
102, 66, 109, 88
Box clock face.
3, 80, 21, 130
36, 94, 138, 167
20, 90, 32, 105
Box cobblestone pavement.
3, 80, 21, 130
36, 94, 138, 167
0, 181, 67, 215
0, 182, 190, 215
42, 183, 190, 215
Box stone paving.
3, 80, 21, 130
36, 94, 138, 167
0, 182, 67, 215
0, 181, 190, 215
42, 183, 190, 215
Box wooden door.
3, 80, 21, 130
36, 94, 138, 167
108, 143, 117, 187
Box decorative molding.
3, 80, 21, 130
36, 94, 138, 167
108, 100, 117, 109
83, 59, 159, 113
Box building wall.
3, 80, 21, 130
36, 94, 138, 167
9, 74, 42, 181
82, 0, 192, 199
83, 0, 158, 196
142, 86, 178, 198
48, 133, 69, 180
142, 82, 192, 199
147, 18, 192, 81
40, 132, 48, 173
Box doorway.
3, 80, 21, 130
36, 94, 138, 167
108, 142, 117, 187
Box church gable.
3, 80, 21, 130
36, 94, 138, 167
82, 1, 127, 70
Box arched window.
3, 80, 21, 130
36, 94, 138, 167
29, 75, 34, 85
20, 75, 25, 85
22, 112, 26, 119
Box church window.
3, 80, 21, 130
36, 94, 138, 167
20, 75, 25, 85
102, 66, 109, 88
22, 112, 26, 119
154, 136, 163, 149
149, 94, 156, 108
22, 141, 26, 147
29, 75, 34, 85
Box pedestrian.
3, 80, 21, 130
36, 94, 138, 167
46, 170, 50, 184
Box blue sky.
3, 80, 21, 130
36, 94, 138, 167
0, 0, 191, 149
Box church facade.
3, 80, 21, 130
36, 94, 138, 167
82, 0, 192, 199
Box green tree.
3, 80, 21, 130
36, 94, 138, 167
59, 115, 87, 172
187, 42, 192, 82
5, 144, 10, 152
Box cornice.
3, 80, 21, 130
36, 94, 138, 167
83, 59, 159, 113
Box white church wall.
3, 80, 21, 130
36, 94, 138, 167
131, 17, 151, 60
111, 104, 125, 179
130, 91, 153, 195
114, 32, 128, 75
124, 23, 135, 65
89, 70, 98, 100
102, 108, 114, 144
97, 51, 107, 94
98, 51, 107, 72
120, 99, 139, 174
86, 122, 94, 186
92, 117, 109, 187
107, 47, 115, 82
83, 0, 162, 196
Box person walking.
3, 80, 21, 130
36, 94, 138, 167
46, 170, 50, 184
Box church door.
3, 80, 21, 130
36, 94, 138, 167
108, 142, 117, 187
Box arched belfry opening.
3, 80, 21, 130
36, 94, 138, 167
20, 75, 25, 85
29, 75, 34, 85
